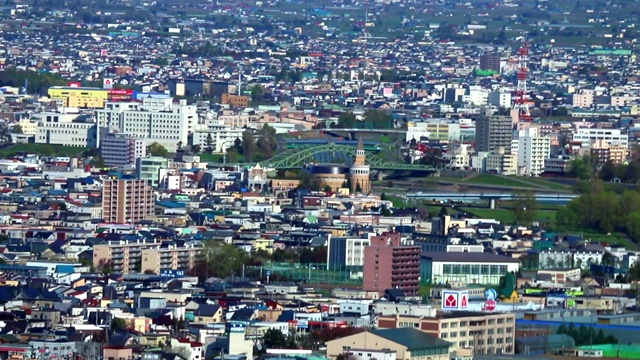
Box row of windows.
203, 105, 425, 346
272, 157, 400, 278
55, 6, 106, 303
442, 264, 508, 275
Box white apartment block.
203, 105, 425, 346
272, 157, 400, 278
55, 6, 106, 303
95, 97, 196, 152
100, 132, 146, 168
191, 120, 245, 153
465, 86, 489, 106
517, 128, 551, 177
36, 112, 98, 147
488, 91, 512, 108
572, 128, 628, 148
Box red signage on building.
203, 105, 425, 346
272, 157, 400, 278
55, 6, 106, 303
68, 82, 82, 88
484, 300, 497, 311
109, 89, 133, 96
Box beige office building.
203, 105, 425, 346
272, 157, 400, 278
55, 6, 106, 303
93, 241, 162, 274
141, 245, 203, 274
377, 311, 515, 356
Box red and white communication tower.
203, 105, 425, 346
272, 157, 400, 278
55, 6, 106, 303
513, 43, 532, 122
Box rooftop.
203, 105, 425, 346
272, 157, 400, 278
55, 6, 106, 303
369, 327, 451, 350
420, 251, 520, 263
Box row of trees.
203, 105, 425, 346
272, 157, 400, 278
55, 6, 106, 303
556, 323, 617, 346
224, 125, 278, 162
186, 239, 328, 282
568, 150, 640, 183
319, 110, 394, 130
0, 68, 68, 94
556, 180, 640, 239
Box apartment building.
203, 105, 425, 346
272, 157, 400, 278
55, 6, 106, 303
572, 90, 595, 108
572, 128, 628, 148
141, 244, 203, 274
93, 240, 161, 274
517, 128, 551, 176
326, 236, 372, 275
35, 112, 98, 147
487, 91, 512, 108
411, 119, 461, 142
485, 147, 518, 175
95, 97, 196, 152
102, 178, 154, 224
475, 115, 513, 153
100, 132, 146, 168
363, 233, 420, 295
136, 157, 170, 187
191, 120, 244, 153
376, 311, 516, 355
590, 139, 628, 165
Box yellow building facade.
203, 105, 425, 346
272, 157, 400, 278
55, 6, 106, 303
48, 87, 109, 108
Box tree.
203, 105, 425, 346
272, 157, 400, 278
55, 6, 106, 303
191, 144, 201, 154
363, 109, 394, 129
263, 328, 288, 349
205, 134, 214, 154
297, 171, 322, 191
176, 141, 183, 152
188, 241, 248, 282
355, 182, 362, 193
110, 317, 129, 331
568, 155, 596, 180
336, 112, 357, 128
439, 206, 449, 217
90, 155, 106, 168
147, 142, 169, 157
11, 124, 23, 134
250, 84, 265, 103
255, 124, 277, 160
242, 130, 256, 162
513, 191, 539, 225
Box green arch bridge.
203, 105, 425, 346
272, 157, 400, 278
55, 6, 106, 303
208, 144, 435, 171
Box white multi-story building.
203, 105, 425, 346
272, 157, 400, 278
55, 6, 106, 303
465, 86, 490, 107
100, 132, 146, 168
95, 97, 196, 152
517, 128, 551, 176
572, 128, 629, 148
488, 91, 512, 108
327, 236, 372, 277
35, 112, 98, 147
136, 156, 170, 187
191, 120, 245, 153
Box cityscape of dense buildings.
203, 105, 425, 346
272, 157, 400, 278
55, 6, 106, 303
0, 0, 640, 360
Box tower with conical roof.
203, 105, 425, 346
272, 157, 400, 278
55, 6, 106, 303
350, 137, 371, 193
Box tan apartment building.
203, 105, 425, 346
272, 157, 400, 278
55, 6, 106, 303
377, 311, 515, 355
93, 240, 161, 274
590, 139, 628, 165
102, 178, 154, 224
326, 328, 451, 360
141, 245, 203, 274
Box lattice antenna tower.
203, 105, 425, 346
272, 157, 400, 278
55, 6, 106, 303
513, 42, 532, 121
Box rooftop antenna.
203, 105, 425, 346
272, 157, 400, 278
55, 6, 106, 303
364, 2, 369, 74
237, 64, 242, 96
